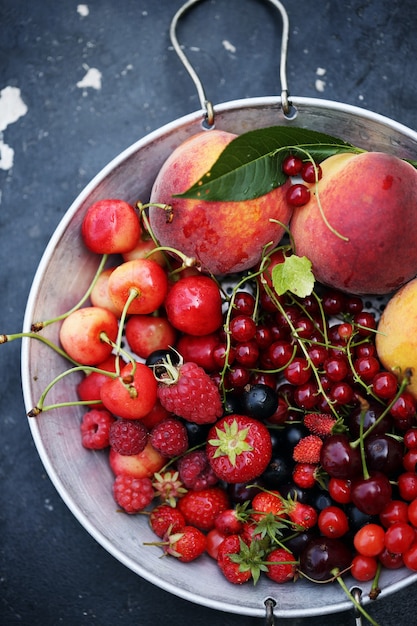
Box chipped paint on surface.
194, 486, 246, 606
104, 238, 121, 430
0, 86, 28, 171
76, 65, 102, 91
222, 40, 236, 53
77, 5, 89, 17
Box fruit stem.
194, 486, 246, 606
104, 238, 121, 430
330, 568, 380, 626
30, 254, 109, 331
1, 331, 83, 367
358, 405, 370, 480
27, 364, 116, 416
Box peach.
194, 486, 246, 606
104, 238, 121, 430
376, 277, 417, 398
148, 129, 292, 276
289, 152, 417, 295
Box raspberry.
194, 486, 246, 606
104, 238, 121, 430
304, 413, 338, 437
149, 504, 186, 538
157, 361, 223, 424
150, 417, 189, 457
80, 409, 114, 449
292, 434, 323, 464
112, 475, 154, 514
177, 450, 218, 491
109, 419, 148, 455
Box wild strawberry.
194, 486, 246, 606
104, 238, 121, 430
285, 500, 318, 530
162, 525, 207, 562
214, 503, 250, 535
292, 462, 318, 489
265, 547, 298, 583
206, 414, 272, 483
149, 503, 186, 538
80, 408, 115, 449
303, 412, 339, 437
176, 449, 218, 491
292, 434, 323, 464
109, 418, 148, 455
178, 486, 230, 532
217, 534, 267, 584
112, 475, 154, 514
251, 490, 287, 522
150, 417, 189, 457
152, 470, 187, 506
155, 357, 222, 424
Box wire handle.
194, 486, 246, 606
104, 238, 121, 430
169, 0, 292, 126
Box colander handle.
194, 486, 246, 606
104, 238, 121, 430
169, 0, 292, 126
264, 591, 366, 625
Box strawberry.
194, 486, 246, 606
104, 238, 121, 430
292, 434, 323, 464
177, 486, 230, 531
265, 547, 298, 583
149, 503, 186, 538
251, 490, 287, 521
303, 412, 340, 437
292, 462, 318, 489
162, 525, 207, 562
214, 503, 250, 535
206, 414, 272, 483
155, 357, 222, 424
285, 500, 318, 530
217, 534, 267, 584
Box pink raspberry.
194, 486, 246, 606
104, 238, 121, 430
177, 450, 218, 491
109, 419, 148, 455
112, 475, 154, 514
80, 409, 115, 449
150, 417, 189, 457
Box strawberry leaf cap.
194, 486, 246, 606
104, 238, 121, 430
208, 419, 253, 466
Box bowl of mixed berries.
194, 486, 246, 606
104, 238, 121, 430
18, 101, 417, 622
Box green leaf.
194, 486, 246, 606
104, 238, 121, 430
176, 126, 363, 202
272, 255, 315, 298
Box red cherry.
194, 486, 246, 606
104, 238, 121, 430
282, 154, 303, 176
286, 183, 310, 207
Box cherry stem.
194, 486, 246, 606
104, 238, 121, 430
330, 568, 380, 626
1, 331, 82, 367
30, 254, 109, 331
28, 364, 116, 416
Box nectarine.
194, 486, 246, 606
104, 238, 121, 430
148, 129, 292, 276
376, 277, 417, 398
290, 152, 417, 295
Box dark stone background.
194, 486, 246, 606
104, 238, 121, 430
1, 1, 417, 624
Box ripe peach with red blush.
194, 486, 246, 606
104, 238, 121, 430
149, 129, 292, 276
290, 151, 417, 295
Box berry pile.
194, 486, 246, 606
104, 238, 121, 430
13, 161, 417, 623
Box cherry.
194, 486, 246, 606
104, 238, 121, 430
300, 161, 322, 183
390, 391, 417, 422
299, 537, 352, 581
322, 290, 346, 316
323, 355, 349, 382
320, 434, 362, 479
384, 521, 415, 554
378, 548, 404, 570
284, 357, 311, 385
350, 472, 392, 516
293, 380, 319, 410
351, 554, 378, 581
372, 371, 399, 400
404, 428, 417, 450
100, 361, 158, 420
108, 258, 169, 315
282, 154, 303, 176
328, 477, 352, 504
59, 306, 119, 366
353, 311, 377, 336
266, 340, 294, 369
229, 315, 257, 342
164, 274, 223, 336
379, 499, 409, 528
231, 291, 256, 317
365, 433, 404, 477
81, 198, 141, 254
353, 523, 385, 557
286, 183, 310, 207
125, 314, 177, 359
398, 472, 417, 501
353, 355, 380, 382
403, 543, 417, 571
234, 340, 259, 367
318, 506, 349, 538
176, 332, 220, 372
347, 401, 392, 438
